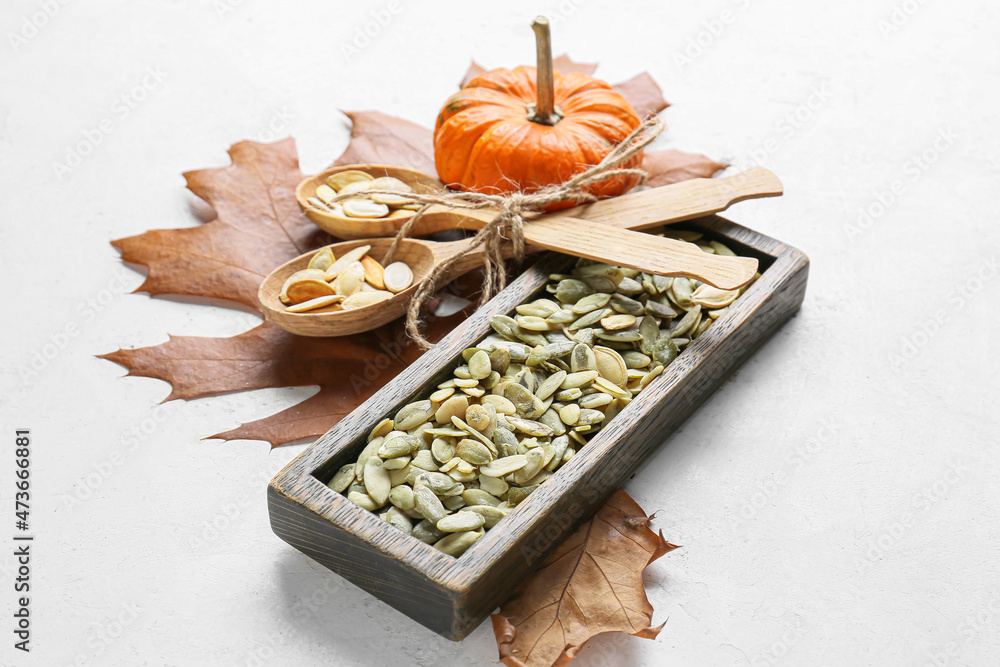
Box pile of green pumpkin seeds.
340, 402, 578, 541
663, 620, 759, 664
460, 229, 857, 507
326, 230, 757, 557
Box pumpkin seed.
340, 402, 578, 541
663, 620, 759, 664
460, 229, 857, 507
594, 328, 643, 343
433, 529, 483, 557
456, 439, 493, 465
616, 277, 645, 295
507, 485, 538, 507
516, 315, 550, 331
461, 488, 502, 507
478, 455, 528, 477
395, 400, 435, 430
478, 475, 509, 497
555, 279, 594, 304
638, 364, 665, 390
285, 278, 337, 305
516, 299, 560, 317
481, 394, 516, 415
645, 299, 678, 319
710, 240, 736, 256
462, 349, 490, 380
559, 403, 581, 426
593, 347, 628, 387
561, 370, 598, 389
691, 284, 739, 309
364, 458, 391, 505
368, 176, 413, 206
437, 512, 485, 533
569, 308, 611, 330
571, 293, 612, 314
347, 491, 379, 511
327, 464, 356, 493
435, 395, 469, 425
326, 169, 373, 190
653, 336, 680, 366
341, 290, 393, 309
383, 507, 413, 534
534, 370, 566, 401
609, 293, 644, 315
413, 484, 448, 523
669, 277, 694, 308
600, 313, 637, 330
323, 245, 371, 281
307, 247, 336, 272
489, 348, 511, 375
285, 294, 344, 313
382, 262, 414, 293
388, 484, 415, 510
502, 382, 545, 419
546, 309, 577, 324
459, 505, 507, 529
671, 304, 702, 338
412, 519, 445, 544
331, 243, 757, 551
465, 403, 491, 431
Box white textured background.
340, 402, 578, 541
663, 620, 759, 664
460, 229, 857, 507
2, 1, 998, 665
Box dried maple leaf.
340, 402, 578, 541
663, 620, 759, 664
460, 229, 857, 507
100, 313, 465, 446
112, 138, 329, 310
642, 149, 728, 188
103, 67, 719, 447
102, 137, 474, 447
459, 55, 596, 88
491, 491, 679, 667
456, 59, 716, 183
612, 71, 670, 119
330, 110, 437, 176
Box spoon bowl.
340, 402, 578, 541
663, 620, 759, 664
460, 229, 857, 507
296, 165, 449, 240
258, 236, 497, 337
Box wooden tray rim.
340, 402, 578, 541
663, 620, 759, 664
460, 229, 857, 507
268, 214, 808, 593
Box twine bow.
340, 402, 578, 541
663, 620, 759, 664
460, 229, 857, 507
327, 117, 664, 349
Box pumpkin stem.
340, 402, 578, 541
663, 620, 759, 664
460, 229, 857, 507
528, 16, 562, 126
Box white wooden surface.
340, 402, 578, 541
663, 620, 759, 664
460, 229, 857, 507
1, 1, 998, 665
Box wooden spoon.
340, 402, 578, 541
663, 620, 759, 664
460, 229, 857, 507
260, 220, 762, 338
297, 166, 782, 241
259, 237, 515, 336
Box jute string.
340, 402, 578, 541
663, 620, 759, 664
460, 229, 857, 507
326, 117, 664, 349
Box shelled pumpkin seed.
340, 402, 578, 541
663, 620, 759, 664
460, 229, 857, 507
279, 245, 414, 311
306, 170, 421, 219
328, 238, 758, 557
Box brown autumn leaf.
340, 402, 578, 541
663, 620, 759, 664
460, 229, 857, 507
103, 65, 719, 447
458, 56, 667, 119
102, 136, 475, 447
459, 54, 597, 88
100, 312, 467, 446
330, 110, 436, 176
112, 138, 329, 310
491, 490, 679, 667
612, 71, 670, 119
642, 149, 728, 188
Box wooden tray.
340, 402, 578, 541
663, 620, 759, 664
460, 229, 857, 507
267, 215, 809, 640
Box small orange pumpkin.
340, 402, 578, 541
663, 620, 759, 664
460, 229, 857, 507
434, 60, 643, 209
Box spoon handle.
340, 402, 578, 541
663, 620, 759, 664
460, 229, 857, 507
522, 217, 757, 291
550, 166, 783, 230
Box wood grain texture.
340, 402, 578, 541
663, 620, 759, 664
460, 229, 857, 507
268, 170, 781, 336
296, 165, 783, 240
523, 217, 758, 289
267, 215, 809, 640
258, 236, 518, 337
